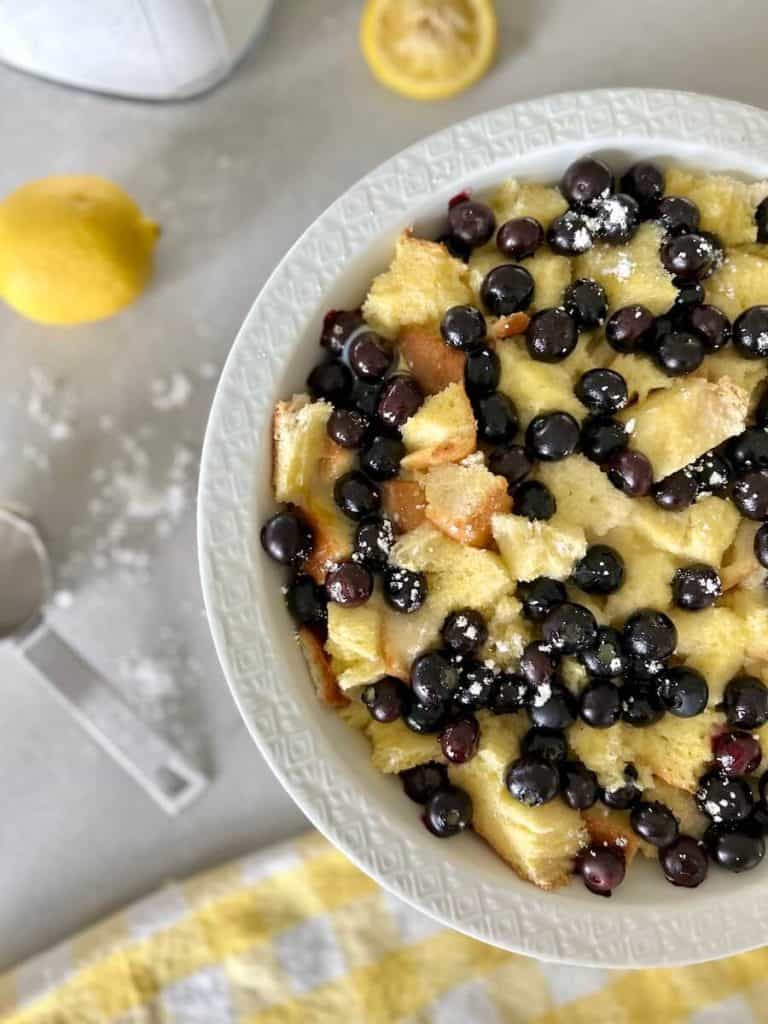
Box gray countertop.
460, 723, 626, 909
3, 0, 768, 971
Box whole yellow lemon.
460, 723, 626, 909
0, 175, 159, 325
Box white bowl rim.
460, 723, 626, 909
199, 88, 768, 967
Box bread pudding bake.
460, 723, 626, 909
261, 156, 768, 896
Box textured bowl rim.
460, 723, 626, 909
199, 88, 768, 967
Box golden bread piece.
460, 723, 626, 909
705, 248, 768, 321
601, 525, 680, 621
487, 179, 568, 228
381, 478, 427, 533
497, 338, 583, 426
492, 513, 587, 581
620, 377, 748, 480
693, 347, 768, 405
534, 456, 632, 539
609, 352, 672, 404
380, 596, 449, 681
325, 599, 387, 691
425, 461, 511, 547
721, 520, 763, 591
575, 222, 677, 315
670, 606, 747, 700
363, 232, 474, 338
481, 594, 532, 668
338, 700, 370, 732
398, 325, 465, 395
367, 718, 443, 773
400, 382, 477, 471
724, 588, 768, 662
448, 713, 588, 889
569, 721, 650, 793
297, 627, 348, 708
664, 167, 768, 246
635, 779, 708, 858
561, 656, 589, 693
631, 712, 720, 793
582, 806, 641, 866
631, 496, 740, 565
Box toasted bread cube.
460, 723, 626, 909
303, 487, 355, 584
569, 721, 646, 792
535, 456, 632, 539
380, 592, 451, 680
665, 167, 768, 246
297, 627, 348, 708
725, 588, 768, 662
620, 377, 748, 480
381, 478, 427, 533
602, 526, 680, 622
705, 248, 768, 321
398, 325, 466, 395
632, 496, 740, 566
497, 339, 583, 426
449, 713, 588, 889
325, 600, 387, 691
488, 179, 568, 228
273, 395, 332, 503
481, 594, 532, 668
722, 520, 763, 591
492, 514, 587, 581
609, 352, 672, 403
400, 383, 477, 470
425, 462, 511, 547
670, 607, 747, 700
632, 712, 720, 793
561, 657, 589, 693
693, 347, 768, 403
367, 718, 442, 773
582, 806, 641, 866
575, 222, 677, 315
469, 246, 572, 313
363, 232, 474, 338
338, 699, 370, 731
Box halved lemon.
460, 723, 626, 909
361, 0, 497, 102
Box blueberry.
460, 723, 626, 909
325, 561, 373, 607
630, 801, 679, 847
658, 666, 709, 718
521, 727, 568, 763
541, 602, 598, 654
688, 448, 733, 498
626, 655, 668, 682
757, 197, 768, 244
733, 306, 768, 359
712, 730, 762, 776
706, 828, 765, 872
377, 374, 424, 430
672, 564, 721, 610
723, 675, 768, 729
464, 346, 500, 397
601, 781, 641, 810
474, 392, 519, 444
360, 435, 405, 481
307, 360, 352, 404
382, 565, 428, 614
547, 211, 594, 255
440, 717, 479, 764
659, 836, 709, 888
575, 368, 628, 415
261, 511, 314, 567
655, 331, 705, 376
354, 516, 394, 571
404, 700, 446, 734
487, 443, 532, 486
320, 309, 363, 356
623, 609, 677, 659
525, 308, 578, 362
334, 471, 381, 520
580, 416, 628, 464
401, 761, 448, 804
621, 161, 665, 212
447, 200, 496, 249
505, 756, 560, 806
518, 576, 567, 622
286, 573, 327, 628
571, 545, 625, 595
733, 471, 768, 520
327, 407, 370, 448
411, 651, 458, 707
728, 427, 768, 475
564, 278, 608, 328
441, 609, 488, 655
673, 278, 705, 308
362, 677, 407, 723
480, 264, 534, 316
579, 626, 626, 678
452, 660, 496, 711
488, 672, 530, 714
438, 231, 472, 262
590, 193, 640, 244
755, 523, 768, 568
525, 411, 579, 461
579, 679, 622, 728
696, 770, 754, 824
351, 379, 383, 418
528, 682, 578, 730
423, 786, 473, 836
689, 304, 731, 351
657, 195, 700, 235
440, 304, 487, 350
607, 449, 654, 497
519, 641, 557, 689
561, 156, 614, 208
560, 760, 599, 810
580, 845, 626, 897
348, 331, 392, 380
652, 469, 697, 511
621, 681, 665, 727
496, 216, 544, 259
606, 308, 655, 357
512, 480, 556, 520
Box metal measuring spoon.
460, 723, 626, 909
0, 508, 207, 814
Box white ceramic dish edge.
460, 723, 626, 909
199, 88, 768, 967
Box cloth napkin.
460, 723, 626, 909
2, 831, 767, 1024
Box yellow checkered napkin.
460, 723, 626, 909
3, 832, 768, 1024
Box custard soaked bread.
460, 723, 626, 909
263, 156, 768, 898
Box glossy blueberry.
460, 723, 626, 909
525, 307, 578, 362
362, 677, 407, 723
423, 786, 473, 836
403, 700, 446, 735
672, 564, 721, 610
488, 443, 532, 486
520, 727, 568, 764
325, 561, 373, 607
658, 667, 709, 718
723, 675, 768, 729
307, 360, 352, 404
528, 682, 578, 731
542, 602, 598, 654
674, 278, 705, 309
348, 330, 392, 380
480, 264, 535, 316
447, 199, 496, 248
327, 407, 369, 448
518, 576, 567, 622
580, 416, 628, 464
732, 471, 768, 520
525, 411, 579, 461
519, 641, 557, 689
579, 679, 622, 728
286, 573, 327, 628
320, 308, 363, 355
621, 680, 665, 727
440, 717, 479, 764
712, 730, 762, 776
657, 195, 700, 235
410, 651, 459, 707
590, 192, 640, 244
757, 197, 768, 244
334, 471, 381, 520
401, 761, 448, 804
261, 511, 313, 567
382, 564, 428, 614
440, 304, 487, 350
732, 306, 768, 359
621, 161, 665, 212
351, 379, 383, 419
571, 545, 625, 595
659, 836, 709, 888
754, 523, 768, 568
360, 435, 404, 481
655, 331, 705, 376
706, 828, 765, 873
688, 448, 733, 498
452, 661, 496, 711
488, 672, 530, 714
512, 480, 556, 520
579, 626, 626, 678
496, 216, 544, 259
564, 278, 608, 328
623, 609, 677, 659
728, 427, 768, 475
696, 770, 754, 824
354, 516, 394, 571
561, 156, 614, 208
547, 210, 594, 255
601, 781, 641, 810
575, 368, 628, 415
607, 449, 654, 497
605, 304, 656, 353
652, 469, 697, 511
441, 609, 488, 655
377, 374, 424, 430
630, 801, 679, 847
580, 845, 626, 897
505, 756, 560, 806
464, 346, 500, 397
689, 303, 731, 351
560, 760, 599, 810
474, 392, 519, 444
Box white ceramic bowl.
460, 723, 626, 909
199, 89, 768, 967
